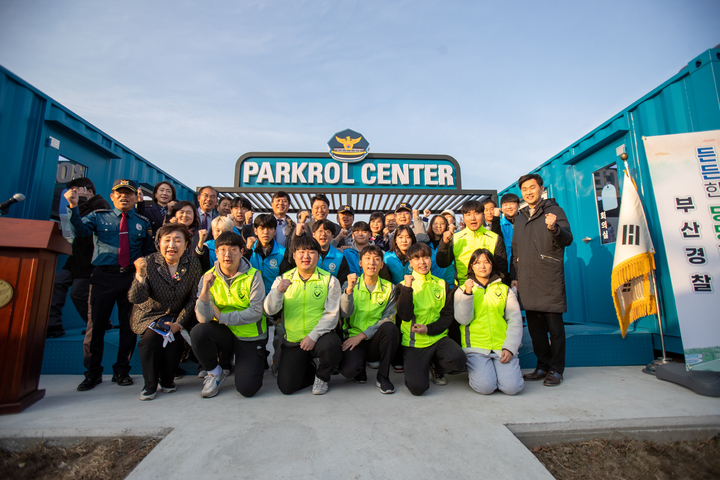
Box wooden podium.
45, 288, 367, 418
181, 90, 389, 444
0, 218, 72, 414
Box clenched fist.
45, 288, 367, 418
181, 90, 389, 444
346, 273, 358, 294
545, 213, 557, 231
198, 229, 208, 244
277, 278, 292, 293
404, 275, 414, 287
203, 271, 216, 289
134, 257, 148, 278
64, 188, 79, 208
464, 279, 474, 294
442, 230, 453, 243
246, 236, 257, 250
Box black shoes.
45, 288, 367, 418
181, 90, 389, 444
353, 370, 368, 384
46, 327, 65, 338
77, 375, 102, 391
523, 369, 547, 381
111, 373, 133, 386
543, 370, 563, 386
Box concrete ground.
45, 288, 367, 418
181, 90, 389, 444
1, 366, 719, 479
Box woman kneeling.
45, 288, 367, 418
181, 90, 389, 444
454, 248, 523, 395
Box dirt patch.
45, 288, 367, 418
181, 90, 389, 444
0, 436, 160, 480
532, 435, 720, 480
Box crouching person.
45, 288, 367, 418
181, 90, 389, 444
192, 231, 266, 398
264, 236, 342, 395
398, 243, 466, 396
129, 224, 203, 401
454, 249, 523, 395
339, 245, 399, 394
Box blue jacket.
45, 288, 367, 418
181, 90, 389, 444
249, 240, 286, 293
430, 241, 456, 285
384, 251, 412, 284
500, 215, 514, 271
343, 247, 362, 276
69, 206, 153, 266
319, 246, 345, 277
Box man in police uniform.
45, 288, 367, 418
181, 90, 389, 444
65, 179, 154, 391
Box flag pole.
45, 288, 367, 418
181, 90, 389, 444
620, 153, 673, 374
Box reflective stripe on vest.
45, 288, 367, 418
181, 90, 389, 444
320, 247, 344, 277
209, 266, 266, 338
461, 281, 508, 350
401, 272, 447, 348
343, 275, 393, 338
453, 227, 498, 284
282, 268, 331, 342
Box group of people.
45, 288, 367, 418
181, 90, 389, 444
54, 171, 572, 400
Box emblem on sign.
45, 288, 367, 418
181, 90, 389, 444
328, 129, 370, 162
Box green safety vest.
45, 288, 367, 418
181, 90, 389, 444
282, 268, 331, 342
460, 281, 509, 351
401, 271, 447, 348
209, 266, 266, 338
453, 226, 499, 284
343, 275, 394, 338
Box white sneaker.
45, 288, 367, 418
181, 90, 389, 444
312, 376, 329, 395
140, 388, 156, 401
367, 361, 380, 369
201, 372, 226, 398
159, 383, 177, 394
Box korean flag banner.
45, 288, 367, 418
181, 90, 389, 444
611, 170, 656, 337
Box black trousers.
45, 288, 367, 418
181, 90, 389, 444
525, 310, 566, 374
48, 269, 91, 330
191, 322, 266, 397
277, 332, 342, 395
339, 322, 399, 380
138, 328, 185, 391
402, 336, 467, 396
84, 268, 136, 378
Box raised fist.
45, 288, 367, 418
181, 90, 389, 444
64, 188, 79, 208
464, 279, 474, 294
404, 275, 414, 287
134, 257, 148, 277
412, 209, 420, 218
198, 229, 208, 244
202, 271, 216, 289
545, 213, 557, 231
246, 236, 257, 250
346, 273, 358, 293
277, 278, 292, 293
298, 211, 309, 223
423, 209, 431, 218
448, 223, 456, 233
245, 210, 254, 224
442, 230, 453, 243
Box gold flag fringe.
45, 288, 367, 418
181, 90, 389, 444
611, 252, 657, 338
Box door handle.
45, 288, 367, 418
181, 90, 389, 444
582, 237, 591, 244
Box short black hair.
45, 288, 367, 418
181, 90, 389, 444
467, 248, 499, 283
390, 225, 417, 252
214, 231, 244, 249
66, 177, 96, 194
152, 181, 177, 203
483, 198, 497, 208
197, 186, 218, 196
312, 219, 337, 236
352, 221, 370, 233
293, 235, 322, 254
155, 223, 191, 245
359, 245, 384, 262
272, 191, 290, 202
428, 215, 449, 242
310, 194, 330, 208
500, 193, 520, 205
518, 173, 544, 189
407, 242, 432, 260
254, 213, 278, 230
217, 196, 232, 206
369, 212, 385, 228
231, 197, 252, 210
461, 200, 484, 215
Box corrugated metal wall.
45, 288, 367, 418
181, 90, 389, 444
0, 65, 194, 221
500, 48, 720, 353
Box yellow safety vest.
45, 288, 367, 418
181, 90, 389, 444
209, 266, 266, 338
282, 268, 331, 342
401, 271, 447, 348
453, 226, 499, 285
343, 275, 394, 338
460, 281, 509, 351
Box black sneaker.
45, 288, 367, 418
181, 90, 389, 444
77, 375, 102, 391
353, 370, 368, 384
111, 373, 133, 386
376, 376, 395, 394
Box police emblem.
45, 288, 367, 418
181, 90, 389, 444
136, 224, 142, 231
328, 129, 370, 163
269, 259, 277, 267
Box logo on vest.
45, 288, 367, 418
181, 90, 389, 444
313, 284, 323, 299
269, 259, 278, 267
433, 286, 442, 300
328, 263, 337, 272
494, 291, 503, 298
377, 300, 386, 306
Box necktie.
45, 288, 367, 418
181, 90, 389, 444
119, 212, 130, 268
203, 213, 210, 230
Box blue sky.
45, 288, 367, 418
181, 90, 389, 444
1, 1, 718, 193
